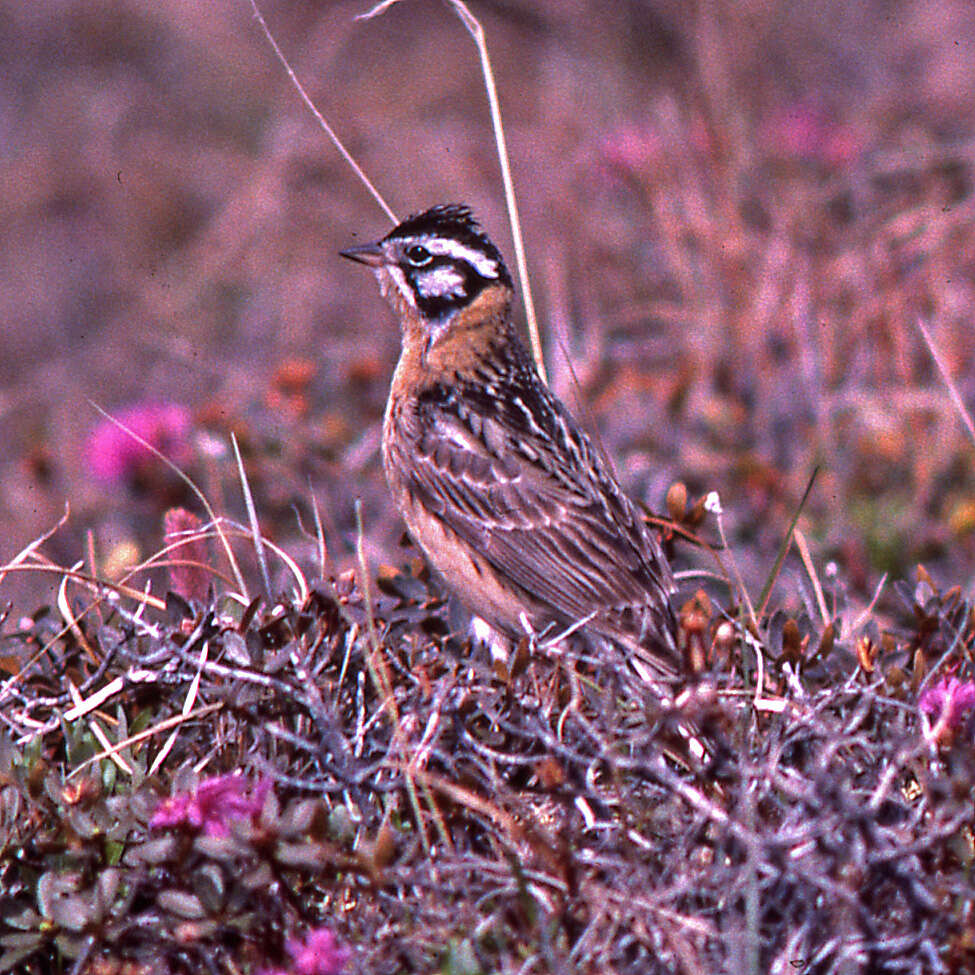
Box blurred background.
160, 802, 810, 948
2, 0, 975, 621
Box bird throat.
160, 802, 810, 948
418, 285, 514, 375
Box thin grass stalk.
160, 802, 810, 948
917, 317, 975, 447
442, 0, 545, 382
0, 504, 70, 588
794, 528, 830, 627
232, 433, 273, 600
357, 0, 546, 381
353, 499, 394, 716
88, 401, 248, 598
247, 0, 397, 223
65, 702, 224, 778
756, 466, 820, 619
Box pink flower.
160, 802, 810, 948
919, 676, 975, 732
286, 928, 351, 975
86, 401, 191, 483
151, 774, 271, 837
258, 928, 351, 975
762, 102, 862, 167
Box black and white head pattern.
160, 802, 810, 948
382, 204, 512, 321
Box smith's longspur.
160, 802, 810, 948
341, 204, 680, 676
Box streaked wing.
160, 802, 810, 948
402, 399, 674, 639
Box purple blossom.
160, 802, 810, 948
150, 774, 271, 837
919, 676, 975, 732
258, 927, 351, 975
86, 401, 191, 483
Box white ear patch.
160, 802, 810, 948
415, 265, 467, 301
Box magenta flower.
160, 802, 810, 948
761, 102, 862, 167
86, 401, 191, 483
919, 676, 975, 733
286, 928, 352, 975
150, 774, 271, 837
258, 927, 351, 975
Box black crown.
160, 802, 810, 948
385, 204, 512, 287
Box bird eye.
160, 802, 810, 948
405, 244, 432, 266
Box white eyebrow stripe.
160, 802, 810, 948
417, 237, 499, 279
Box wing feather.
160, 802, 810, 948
405, 401, 674, 639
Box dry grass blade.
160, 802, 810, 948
147, 637, 209, 777
61, 677, 126, 722
232, 433, 272, 600
351, 499, 433, 854
413, 767, 536, 844
353, 500, 395, 721
1, 560, 169, 612
246, 0, 397, 223
66, 680, 134, 776
0, 504, 70, 587
756, 466, 820, 619
849, 572, 888, 635
357, 0, 546, 382
57, 562, 99, 665
708, 493, 759, 632
250, 531, 309, 604
65, 702, 224, 779
917, 317, 975, 447
139, 520, 308, 603
310, 489, 330, 584
795, 528, 830, 626
87, 401, 248, 597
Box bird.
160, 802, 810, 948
340, 204, 681, 677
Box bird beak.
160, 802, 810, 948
339, 242, 386, 267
